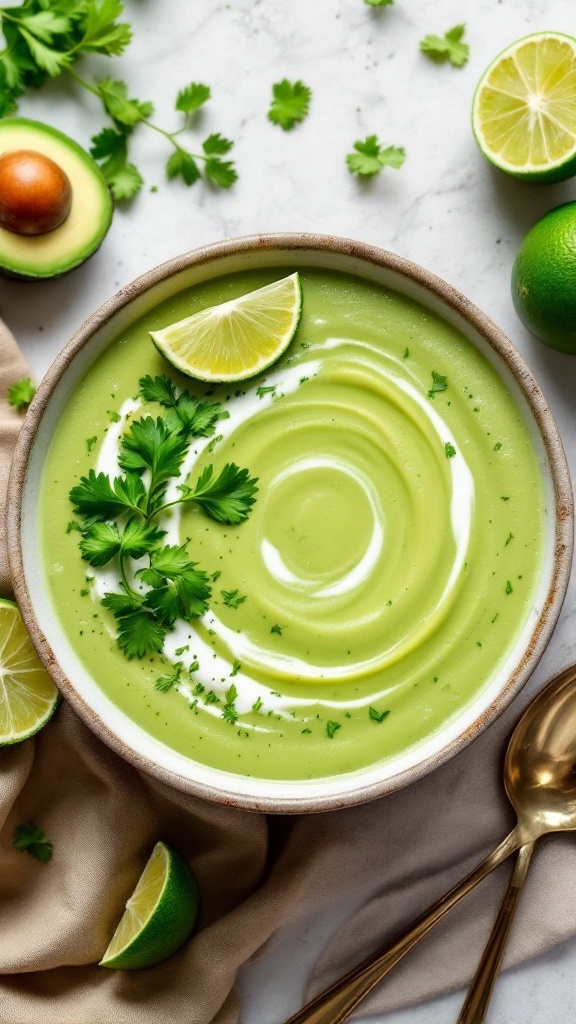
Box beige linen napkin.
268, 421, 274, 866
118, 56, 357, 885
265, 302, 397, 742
0, 318, 575, 1024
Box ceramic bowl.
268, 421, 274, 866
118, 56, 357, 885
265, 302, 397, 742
7, 234, 573, 812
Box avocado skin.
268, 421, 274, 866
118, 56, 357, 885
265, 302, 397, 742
0, 118, 113, 281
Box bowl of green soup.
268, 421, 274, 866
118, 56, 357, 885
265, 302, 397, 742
8, 234, 573, 812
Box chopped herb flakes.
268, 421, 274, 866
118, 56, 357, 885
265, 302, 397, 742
221, 589, 246, 609
505, 580, 513, 594
444, 442, 456, 458
369, 707, 390, 723
326, 721, 341, 739
270, 624, 283, 635
427, 371, 447, 399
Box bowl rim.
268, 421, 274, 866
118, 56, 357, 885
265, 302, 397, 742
7, 231, 574, 813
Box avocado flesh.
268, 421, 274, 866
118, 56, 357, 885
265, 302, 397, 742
0, 119, 113, 280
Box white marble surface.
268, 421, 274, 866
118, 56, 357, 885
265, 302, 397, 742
3, 0, 576, 1020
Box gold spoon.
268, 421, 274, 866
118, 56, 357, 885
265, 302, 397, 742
285, 663, 576, 1024
455, 841, 535, 1024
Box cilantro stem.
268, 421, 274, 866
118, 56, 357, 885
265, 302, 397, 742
66, 66, 103, 99
119, 553, 141, 602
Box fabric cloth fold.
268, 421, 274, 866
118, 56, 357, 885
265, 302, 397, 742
0, 317, 574, 1024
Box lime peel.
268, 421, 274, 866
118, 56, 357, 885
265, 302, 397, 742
100, 841, 198, 970
472, 32, 576, 183
0, 597, 60, 746
150, 272, 303, 382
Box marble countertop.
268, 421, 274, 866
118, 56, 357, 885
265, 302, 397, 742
3, 0, 576, 1020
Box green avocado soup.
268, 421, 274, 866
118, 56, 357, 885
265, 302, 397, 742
40, 268, 546, 780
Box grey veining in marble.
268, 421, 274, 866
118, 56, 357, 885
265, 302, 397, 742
3, 0, 576, 1020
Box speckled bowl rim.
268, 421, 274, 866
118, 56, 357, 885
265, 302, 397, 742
7, 232, 574, 814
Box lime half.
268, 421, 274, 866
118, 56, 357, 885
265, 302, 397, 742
100, 841, 199, 969
150, 272, 303, 382
472, 33, 576, 183
0, 598, 59, 746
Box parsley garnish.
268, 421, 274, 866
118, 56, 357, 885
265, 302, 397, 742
505, 532, 514, 546
86, 435, 97, 453
221, 589, 246, 609
0, 4, 236, 200
427, 371, 448, 399
252, 697, 263, 713
69, 375, 257, 660
270, 624, 283, 635
268, 79, 311, 130
444, 442, 456, 459
369, 707, 390, 723
7, 377, 36, 412
326, 721, 341, 739
204, 690, 220, 705
494, 442, 502, 451
420, 25, 469, 67
505, 580, 513, 594
222, 683, 239, 724
154, 662, 182, 692
231, 660, 241, 676
256, 385, 276, 399
13, 821, 53, 863
347, 136, 405, 177
403, 347, 410, 359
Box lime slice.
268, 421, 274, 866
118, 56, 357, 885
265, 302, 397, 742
150, 272, 303, 382
100, 841, 199, 969
472, 33, 576, 183
0, 598, 60, 746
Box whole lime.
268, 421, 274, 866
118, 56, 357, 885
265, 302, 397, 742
512, 202, 576, 353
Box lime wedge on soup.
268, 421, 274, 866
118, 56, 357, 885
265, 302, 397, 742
150, 272, 303, 382
472, 32, 576, 183
100, 841, 199, 969
0, 598, 60, 746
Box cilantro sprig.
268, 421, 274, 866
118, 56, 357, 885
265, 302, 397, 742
420, 25, 469, 68
268, 79, 311, 131
13, 821, 53, 863
7, 377, 36, 412
69, 374, 258, 659
0, 2, 237, 200
347, 136, 406, 177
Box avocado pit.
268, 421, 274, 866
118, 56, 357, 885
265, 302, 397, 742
0, 149, 72, 236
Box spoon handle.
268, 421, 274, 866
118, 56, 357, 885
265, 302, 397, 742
456, 841, 536, 1024
283, 828, 521, 1024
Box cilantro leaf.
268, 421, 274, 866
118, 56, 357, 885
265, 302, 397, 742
138, 374, 179, 408
369, 706, 390, 723
79, 521, 121, 566
202, 133, 234, 156
81, 0, 132, 55
70, 470, 146, 522
203, 157, 237, 189
8, 377, 36, 412
166, 148, 200, 186
169, 396, 221, 438
18, 27, 71, 76
326, 720, 341, 739
119, 417, 189, 508
187, 463, 258, 524
13, 821, 53, 863
268, 79, 311, 130
427, 370, 448, 399
138, 545, 211, 624
221, 588, 246, 609
347, 136, 406, 177
175, 82, 211, 113
115, 608, 167, 658
98, 76, 153, 126
90, 127, 143, 200
420, 24, 469, 67
155, 662, 182, 692
101, 590, 142, 617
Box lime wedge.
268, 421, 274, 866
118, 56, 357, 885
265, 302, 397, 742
150, 272, 303, 382
472, 33, 576, 183
100, 841, 199, 969
0, 598, 59, 746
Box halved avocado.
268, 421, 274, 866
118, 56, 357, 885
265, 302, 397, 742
0, 118, 113, 280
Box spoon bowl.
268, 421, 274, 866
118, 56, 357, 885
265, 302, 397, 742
505, 664, 576, 839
